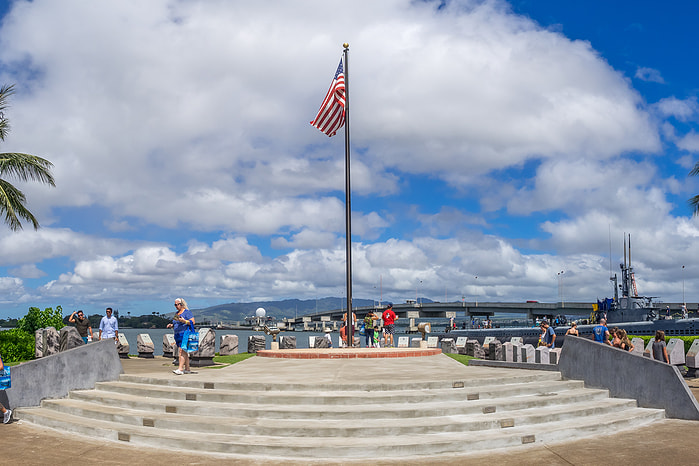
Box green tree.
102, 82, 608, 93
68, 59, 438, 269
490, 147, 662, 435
0, 84, 55, 230
17, 305, 64, 334
0, 328, 34, 362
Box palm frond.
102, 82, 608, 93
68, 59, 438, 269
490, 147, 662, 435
0, 178, 39, 230
0, 152, 56, 186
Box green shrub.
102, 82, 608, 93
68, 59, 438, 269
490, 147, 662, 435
17, 305, 64, 334
629, 335, 698, 353
0, 328, 35, 363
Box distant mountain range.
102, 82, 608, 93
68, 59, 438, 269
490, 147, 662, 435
189, 297, 380, 324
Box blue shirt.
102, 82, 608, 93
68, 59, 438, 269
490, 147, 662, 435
99, 315, 118, 338
543, 327, 556, 349
173, 308, 194, 335
593, 324, 608, 343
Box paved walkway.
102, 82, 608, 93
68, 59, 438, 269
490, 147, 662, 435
3, 355, 699, 465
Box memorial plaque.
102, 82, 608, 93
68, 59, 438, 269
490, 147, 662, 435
667, 338, 686, 365
427, 336, 439, 348
308, 336, 316, 348
455, 337, 468, 348
535, 346, 550, 364
512, 343, 522, 362
686, 340, 699, 368
549, 348, 562, 364
510, 337, 523, 345
630, 337, 645, 356
116, 333, 130, 358
483, 336, 495, 347
503, 342, 515, 362
520, 344, 535, 363
136, 333, 155, 358
398, 336, 409, 348
163, 334, 176, 358
411, 337, 422, 348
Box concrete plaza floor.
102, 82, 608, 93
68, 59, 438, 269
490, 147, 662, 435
3, 354, 699, 465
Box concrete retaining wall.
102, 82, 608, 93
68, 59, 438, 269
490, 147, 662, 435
558, 336, 699, 420
0, 339, 123, 409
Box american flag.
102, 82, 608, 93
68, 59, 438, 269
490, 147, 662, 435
310, 58, 346, 137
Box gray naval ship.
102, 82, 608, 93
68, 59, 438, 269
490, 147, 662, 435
445, 234, 698, 346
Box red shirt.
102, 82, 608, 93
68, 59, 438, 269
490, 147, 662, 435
382, 308, 396, 325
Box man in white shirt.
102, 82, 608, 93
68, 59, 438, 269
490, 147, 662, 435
98, 307, 119, 340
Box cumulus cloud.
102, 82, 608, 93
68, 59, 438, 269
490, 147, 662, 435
0, 0, 694, 316
635, 66, 665, 83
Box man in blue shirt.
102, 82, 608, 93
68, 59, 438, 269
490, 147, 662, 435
541, 321, 556, 349
593, 318, 611, 345
98, 307, 119, 341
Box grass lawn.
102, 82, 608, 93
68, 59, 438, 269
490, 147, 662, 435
444, 353, 475, 365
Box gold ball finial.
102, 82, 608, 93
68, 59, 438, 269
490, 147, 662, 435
343, 42, 349, 48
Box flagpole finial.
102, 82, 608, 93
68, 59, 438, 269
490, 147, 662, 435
343, 42, 349, 49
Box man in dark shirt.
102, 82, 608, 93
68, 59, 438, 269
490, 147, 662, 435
69, 310, 93, 344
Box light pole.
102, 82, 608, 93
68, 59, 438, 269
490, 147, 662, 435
683, 265, 686, 305
419, 280, 423, 306
474, 275, 478, 307
557, 271, 565, 308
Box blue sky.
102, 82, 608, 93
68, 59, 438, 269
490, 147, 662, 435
1, 0, 699, 319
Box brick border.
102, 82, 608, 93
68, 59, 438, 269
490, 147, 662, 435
256, 348, 442, 359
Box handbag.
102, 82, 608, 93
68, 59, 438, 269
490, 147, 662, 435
0, 366, 10, 390
180, 323, 199, 353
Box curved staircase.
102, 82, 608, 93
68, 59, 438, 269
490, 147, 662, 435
15, 363, 664, 462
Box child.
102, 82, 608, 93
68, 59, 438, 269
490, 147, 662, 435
0, 354, 11, 424
372, 326, 381, 348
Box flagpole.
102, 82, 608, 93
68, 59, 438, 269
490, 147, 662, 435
342, 43, 354, 347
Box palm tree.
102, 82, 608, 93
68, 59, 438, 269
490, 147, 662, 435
0, 84, 55, 230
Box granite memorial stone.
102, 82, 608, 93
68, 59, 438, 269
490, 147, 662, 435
248, 335, 266, 353
43, 327, 60, 357
220, 334, 240, 355
549, 348, 562, 364
535, 346, 550, 364
488, 339, 503, 360
441, 338, 456, 354
59, 326, 84, 352
667, 338, 686, 365
137, 333, 155, 358
191, 328, 215, 366
279, 335, 296, 349
116, 333, 129, 358
163, 334, 176, 358
520, 344, 535, 363
314, 336, 329, 348
34, 329, 43, 358
631, 337, 645, 356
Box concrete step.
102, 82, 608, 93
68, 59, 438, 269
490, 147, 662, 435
89, 378, 586, 406
35, 396, 639, 437
65, 384, 612, 420
15, 405, 664, 459
15, 365, 667, 460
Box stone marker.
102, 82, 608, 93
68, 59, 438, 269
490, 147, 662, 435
220, 334, 240, 355
511, 342, 522, 362
483, 336, 495, 347
35, 329, 43, 358
398, 336, 409, 348
441, 338, 456, 354
59, 326, 84, 352
510, 337, 523, 345
686, 340, 699, 376
279, 335, 296, 349
411, 337, 422, 348
520, 344, 535, 363
667, 338, 686, 365
535, 346, 550, 364
315, 336, 329, 348
426, 336, 439, 348
136, 333, 155, 358
466, 340, 485, 359
488, 339, 503, 360
163, 334, 176, 358
455, 337, 468, 348
189, 328, 215, 366
42, 327, 60, 357
248, 335, 266, 353
644, 339, 653, 358
549, 348, 562, 364
116, 333, 130, 358
630, 337, 645, 356
503, 342, 515, 362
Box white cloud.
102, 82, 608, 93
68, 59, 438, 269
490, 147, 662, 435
654, 96, 698, 122
635, 66, 665, 83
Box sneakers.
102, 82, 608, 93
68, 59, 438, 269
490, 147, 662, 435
3, 409, 11, 424
172, 369, 184, 375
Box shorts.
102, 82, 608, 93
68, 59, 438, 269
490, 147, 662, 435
174, 332, 183, 347
384, 324, 395, 335
82, 337, 88, 344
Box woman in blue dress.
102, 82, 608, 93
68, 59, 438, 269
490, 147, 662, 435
167, 298, 195, 375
